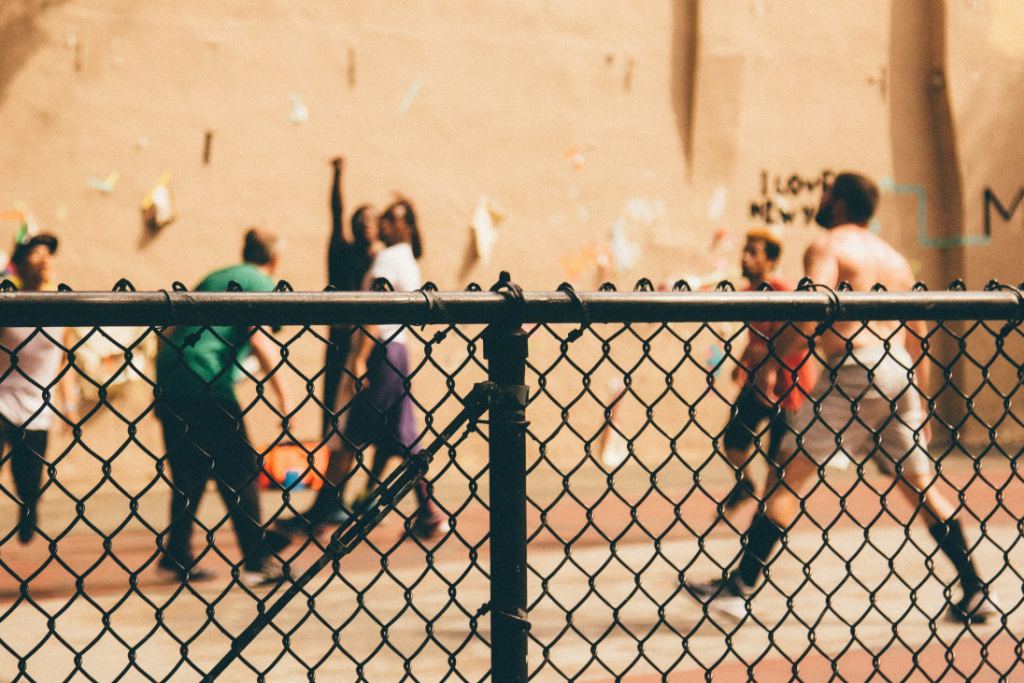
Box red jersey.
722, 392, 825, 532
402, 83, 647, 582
741, 275, 817, 411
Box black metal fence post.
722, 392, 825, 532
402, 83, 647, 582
484, 323, 531, 683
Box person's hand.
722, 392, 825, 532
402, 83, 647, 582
731, 363, 747, 385
350, 357, 368, 387
61, 404, 82, 431
753, 367, 779, 406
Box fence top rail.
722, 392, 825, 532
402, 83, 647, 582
0, 289, 1020, 327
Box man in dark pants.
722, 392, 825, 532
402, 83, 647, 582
155, 228, 295, 586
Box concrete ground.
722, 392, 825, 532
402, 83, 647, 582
0, 453, 1021, 682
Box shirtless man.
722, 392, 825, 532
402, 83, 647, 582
683, 172, 998, 625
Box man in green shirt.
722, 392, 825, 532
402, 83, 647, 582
155, 228, 295, 586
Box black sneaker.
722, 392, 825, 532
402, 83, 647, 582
239, 561, 288, 588
682, 574, 754, 622
947, 587, 1001, 625
408, 515, 449, 541
157, 556, 215, 584
277, 504, 350, 535
723, 479, 756, 511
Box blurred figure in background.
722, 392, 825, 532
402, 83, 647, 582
323, 156, 382, 444
155, 228, 295, 586
0, 232, 79, 544
283, 197, 446, 540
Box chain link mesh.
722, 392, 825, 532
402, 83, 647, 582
0, 283, 1021, 681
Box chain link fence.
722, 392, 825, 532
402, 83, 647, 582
0, 278, 1021, 681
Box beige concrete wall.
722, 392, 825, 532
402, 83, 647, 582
1, 0, 1022, 452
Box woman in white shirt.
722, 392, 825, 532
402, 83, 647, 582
0, 234, 78, 544
281, 199, 447, 540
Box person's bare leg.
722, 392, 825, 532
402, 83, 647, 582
896, 471, 985, 601
731, 448, 819, 587
723, 446, 756, 509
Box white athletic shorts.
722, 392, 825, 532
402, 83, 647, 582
779, 345, 931, 476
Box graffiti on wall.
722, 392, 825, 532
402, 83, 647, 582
749, 170, 834, 225
985, 187, 1024, 236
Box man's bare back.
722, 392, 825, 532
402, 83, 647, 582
804, 225, 916, 357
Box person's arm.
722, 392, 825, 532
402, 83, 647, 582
330, 157, 345, 245
754, 239, 838, 399
346, 325, 379, 382
249, 327, 296, 428
58, 327, 81, 424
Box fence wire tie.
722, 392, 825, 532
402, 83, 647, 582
797, 278, 840, 337
474, 602, 531, 633
418, 282, 452, 343
556, 282, 590, 343
489, 271, 524, 321
984, 279, 1024, 338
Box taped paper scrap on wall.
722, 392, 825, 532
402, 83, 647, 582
559, 242, 613, 284
87, 171, 120, 194
609, 218, 641, 275
469, 195, 503, 267
397, 77, 423, 116
708, 186, 728, 220
288, 94, 309, 124
141, 172, 176, 233
563, 147, 586, 171
0, 210, 25, 223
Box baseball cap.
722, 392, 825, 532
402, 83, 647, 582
11, 233, 58, 265
745, 226, 783, 250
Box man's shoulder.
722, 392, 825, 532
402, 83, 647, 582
197, 263, 273, 292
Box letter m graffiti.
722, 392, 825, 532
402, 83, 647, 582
985, 187, 1024, 235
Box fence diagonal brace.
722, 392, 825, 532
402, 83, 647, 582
204, 381, 495, 682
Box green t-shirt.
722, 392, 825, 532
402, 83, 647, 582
156, 263, 275, 402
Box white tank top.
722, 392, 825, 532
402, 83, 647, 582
0, 327, 65, 430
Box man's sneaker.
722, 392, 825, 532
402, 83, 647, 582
238, 562, 288, 588
947, 587, 1001, 625
682, 574, 754, 622
723, 479, 756, 511
157, 556, 215, 584
277, 504, 349, 535
408, 515, 449, 541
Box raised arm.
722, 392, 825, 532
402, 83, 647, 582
330, 157, 345, 245
249, 327, 296, 431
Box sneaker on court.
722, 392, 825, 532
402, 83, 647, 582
409, 515, 449, 541
947, 587, 1001, 625
239, 562, 288, 588
157, 556, 215, 584
682, 575, 753, 622
277, 504, 349, 536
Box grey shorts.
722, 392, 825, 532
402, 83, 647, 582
779, 346, 931, 477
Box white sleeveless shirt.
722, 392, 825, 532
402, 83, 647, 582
0, 327, 65, 430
